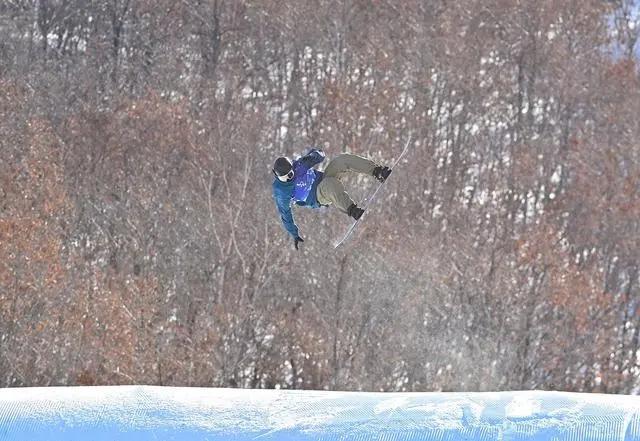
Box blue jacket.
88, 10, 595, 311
272, 149, 326, 238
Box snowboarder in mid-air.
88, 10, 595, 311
272, 148, 392, 250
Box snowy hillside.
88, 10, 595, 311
1, 387, 639, 440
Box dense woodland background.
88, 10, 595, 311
1, 0, 639, 393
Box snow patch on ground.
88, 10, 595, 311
505, 395, 542, 418
1, 388, 640, 440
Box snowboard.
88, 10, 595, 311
334, 136, 413, 249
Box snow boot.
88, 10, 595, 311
347, 203, 365, 221
372, 165, 392, 183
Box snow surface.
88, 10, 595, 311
0, 387, 639, 440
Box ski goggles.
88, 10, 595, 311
275, 169, 294, 182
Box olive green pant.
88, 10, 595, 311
316, 153, 377, 213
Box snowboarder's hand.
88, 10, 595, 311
294, 236, 304, 250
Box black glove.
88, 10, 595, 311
294, 236, 304, 250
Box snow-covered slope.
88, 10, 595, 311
0, 387, 639, 440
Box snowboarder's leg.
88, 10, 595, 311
323, 153, 377, 178
316, 176, 355, 214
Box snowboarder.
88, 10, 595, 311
272, 148, 392, 250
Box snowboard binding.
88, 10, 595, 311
373, 165, 392, 183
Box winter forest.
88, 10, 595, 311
1, 0, 639, 394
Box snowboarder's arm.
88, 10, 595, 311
274, 192, 300, 239
299, 148, 325, 168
